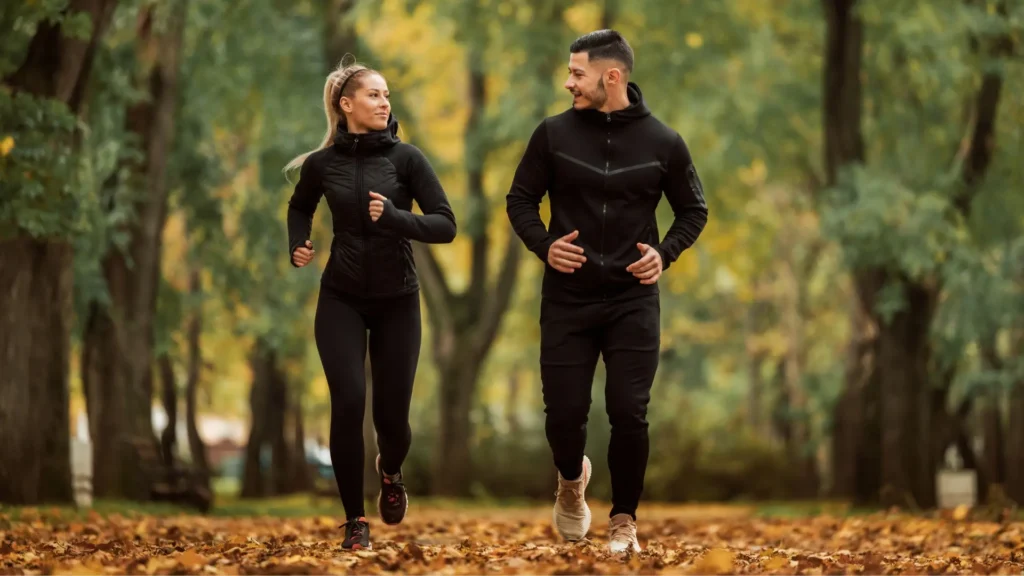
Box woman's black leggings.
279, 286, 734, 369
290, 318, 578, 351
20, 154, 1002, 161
314, 285, 421, 520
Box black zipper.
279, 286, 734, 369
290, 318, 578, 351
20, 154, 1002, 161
354, 137, 369, 296
600, 113, 612, 298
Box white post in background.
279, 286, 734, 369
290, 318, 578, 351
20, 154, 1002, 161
71, 412, 93, 508
936, 445, 977, 509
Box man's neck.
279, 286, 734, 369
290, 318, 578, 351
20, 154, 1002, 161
598, 87, 630, 113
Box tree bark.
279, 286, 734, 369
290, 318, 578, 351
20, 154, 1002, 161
242, 341, 271, 498
159, 354, 177, 469
600, 0, 617, 30
267, 362, 292, 495
81, 0, 189, 500
1006, 330, 1024, 504
322, 0, 357, 68
0, 0, 118, 506
290, 399, 313, 493
185, 267, 210, 489
241, 339, 295, 497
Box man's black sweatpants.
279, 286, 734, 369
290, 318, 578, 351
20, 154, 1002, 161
314, 284, 421, 520
540, 293, 660, 520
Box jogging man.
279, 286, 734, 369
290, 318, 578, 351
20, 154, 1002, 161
505, 29, 708, 553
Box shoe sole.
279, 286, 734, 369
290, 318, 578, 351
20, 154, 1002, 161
553, 455, 592, 541
376, 455, 408, 526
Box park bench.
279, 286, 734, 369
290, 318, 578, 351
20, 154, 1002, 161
125, 436, 213, 513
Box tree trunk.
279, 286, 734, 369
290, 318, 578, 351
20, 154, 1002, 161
267, 363, 292, 495
600, 0, 617, 30
0, 240, 75, 504
185, 267, 210, 488
0, 0, 118, 506
242, 339, 293, 497
159, 354, 177, 469
831, 301, 880, 501
322, 0, 357, 68
745, 296, 770, 437
858, 274, 938, 509
1006, 373, 1024, 505
81, 0, 189, 500
242, 342, 271, 498
290, 400, 313, 493
418, 35, 525, 497
434, 349, 484, 496
507, 367, 522, 438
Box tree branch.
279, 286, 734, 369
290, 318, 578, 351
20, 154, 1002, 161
951, 0, 1012, 218
821, 0, 865, 188
465, 62, 489, 309
413, 242, 454, 333
473, 228, 522, 356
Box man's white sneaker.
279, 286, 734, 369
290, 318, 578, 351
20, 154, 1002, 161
552, 455, 592, 541
608, 513, 641, 553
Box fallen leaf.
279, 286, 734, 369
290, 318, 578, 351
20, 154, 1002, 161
953, 505, 970, 521
694, 548, 735, 574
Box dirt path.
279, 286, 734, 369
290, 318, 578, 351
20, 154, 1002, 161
2, 504, 1022, 574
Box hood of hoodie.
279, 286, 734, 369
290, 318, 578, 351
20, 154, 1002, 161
333, 112, 401, 154
573, 81, 651, 125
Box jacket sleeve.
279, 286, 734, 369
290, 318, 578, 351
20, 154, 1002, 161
286, 155, 323, 267
505, 120, 555, 263
377, 146, 457, 244
655, 134, 709, 270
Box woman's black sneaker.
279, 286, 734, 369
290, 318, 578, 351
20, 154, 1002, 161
376, 455, 408, 525
341, 517, 371, 550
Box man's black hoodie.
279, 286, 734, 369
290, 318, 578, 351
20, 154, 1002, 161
506, 82, 708, 303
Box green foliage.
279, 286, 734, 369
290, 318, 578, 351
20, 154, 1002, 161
0, 1, 88, 78
0, 90, 80, 240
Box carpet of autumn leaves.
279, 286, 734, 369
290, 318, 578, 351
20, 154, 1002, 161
2, 504, 1024, 574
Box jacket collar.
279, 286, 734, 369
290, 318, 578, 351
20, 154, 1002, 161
333, 112, 401, 154
573, 81, 651, 125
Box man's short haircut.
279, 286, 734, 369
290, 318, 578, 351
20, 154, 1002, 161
569, 29, 634, 73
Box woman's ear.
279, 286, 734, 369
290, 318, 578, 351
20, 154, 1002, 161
339, 97, 352, 114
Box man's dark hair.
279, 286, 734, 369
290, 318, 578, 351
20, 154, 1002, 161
569, 29, 634, 73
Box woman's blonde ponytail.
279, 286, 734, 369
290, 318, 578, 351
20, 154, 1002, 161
283, 55, 372, 176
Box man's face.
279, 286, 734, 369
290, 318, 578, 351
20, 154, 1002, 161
564, 52, 607, 110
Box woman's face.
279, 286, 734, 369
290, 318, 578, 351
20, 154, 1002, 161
341, 73, 391, 133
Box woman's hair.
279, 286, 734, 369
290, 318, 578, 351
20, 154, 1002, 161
283, 55, 379, 175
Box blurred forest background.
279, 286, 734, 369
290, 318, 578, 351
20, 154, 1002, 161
1, 0, 1022, 515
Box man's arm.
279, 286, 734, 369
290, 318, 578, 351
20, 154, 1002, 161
654, 134, 709, 269
506, 120, 555, 263
286, 156, 323, 266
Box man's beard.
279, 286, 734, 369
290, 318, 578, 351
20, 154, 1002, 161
577, 78, 607, 109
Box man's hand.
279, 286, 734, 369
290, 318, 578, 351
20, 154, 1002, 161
547, 230, 586, 273
626, 242, 662, 284
369, 191, 388, 222
292, 240, 315, 267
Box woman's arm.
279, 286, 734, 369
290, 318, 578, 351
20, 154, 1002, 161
376, 146, 457, 244
286, 155, 323, 266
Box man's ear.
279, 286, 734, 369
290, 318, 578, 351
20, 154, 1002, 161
605, 67, 623, 86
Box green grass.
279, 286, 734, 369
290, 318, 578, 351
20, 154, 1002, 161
0, 480, 880, 524
749, 499, 881, 519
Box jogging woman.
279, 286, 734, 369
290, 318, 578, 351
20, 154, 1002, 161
285, 58, 457, 551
